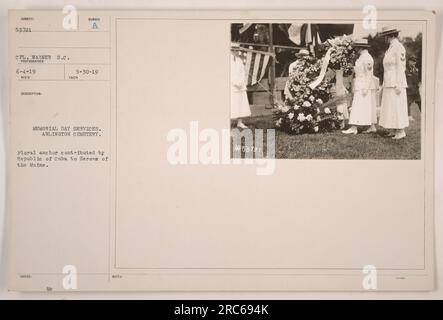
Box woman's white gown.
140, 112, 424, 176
230, 54, 251, 119
379, 38, 409, 129
348, 50, 377, 126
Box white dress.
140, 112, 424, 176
230, 54, 251, 119
349, 50, 376, 126
371, 76, 380, 120
379, 39, 409, 129
335, 69, 349, 120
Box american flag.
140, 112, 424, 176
244, 51, 271, 86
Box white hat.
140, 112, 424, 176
378, 26, 401, 37
352, 38, 370, 47
295, 49, 310, 57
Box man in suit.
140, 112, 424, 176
406, 54, 421, 120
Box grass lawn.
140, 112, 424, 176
235, 103, 421, 160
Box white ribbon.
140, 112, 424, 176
308, 48, 333, 89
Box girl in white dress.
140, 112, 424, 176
378, 26, 409, 139
343, 39, 377, 134
231, 46, 251, 129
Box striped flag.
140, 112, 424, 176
244, 51, 271, 86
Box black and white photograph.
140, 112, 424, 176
1, 5, 439, 299
230, 22, 423, 159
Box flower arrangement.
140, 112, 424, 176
324, 34, 357, 76
275, 54, 341, 134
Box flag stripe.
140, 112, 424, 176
246, 52, 255, 85
244, 51, 271, 86
259, 54, 270, 81
251, 53, 262, 85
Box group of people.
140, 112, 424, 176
231, 26, 420, 140
342, 26, 412, 140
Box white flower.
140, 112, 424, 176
306, 114, 313, 121
316, 99, 323, 105
288, 112, 294, 120
324, 107, 331, 114
317, 115, 321, 121
314, 126, 319, 132
281, 106, 290, 113
297, 113, 306, 122
309, 95, 315, 102
275, 118, 283, 127
294, 104, 300, 110
302, 101, 311, 107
